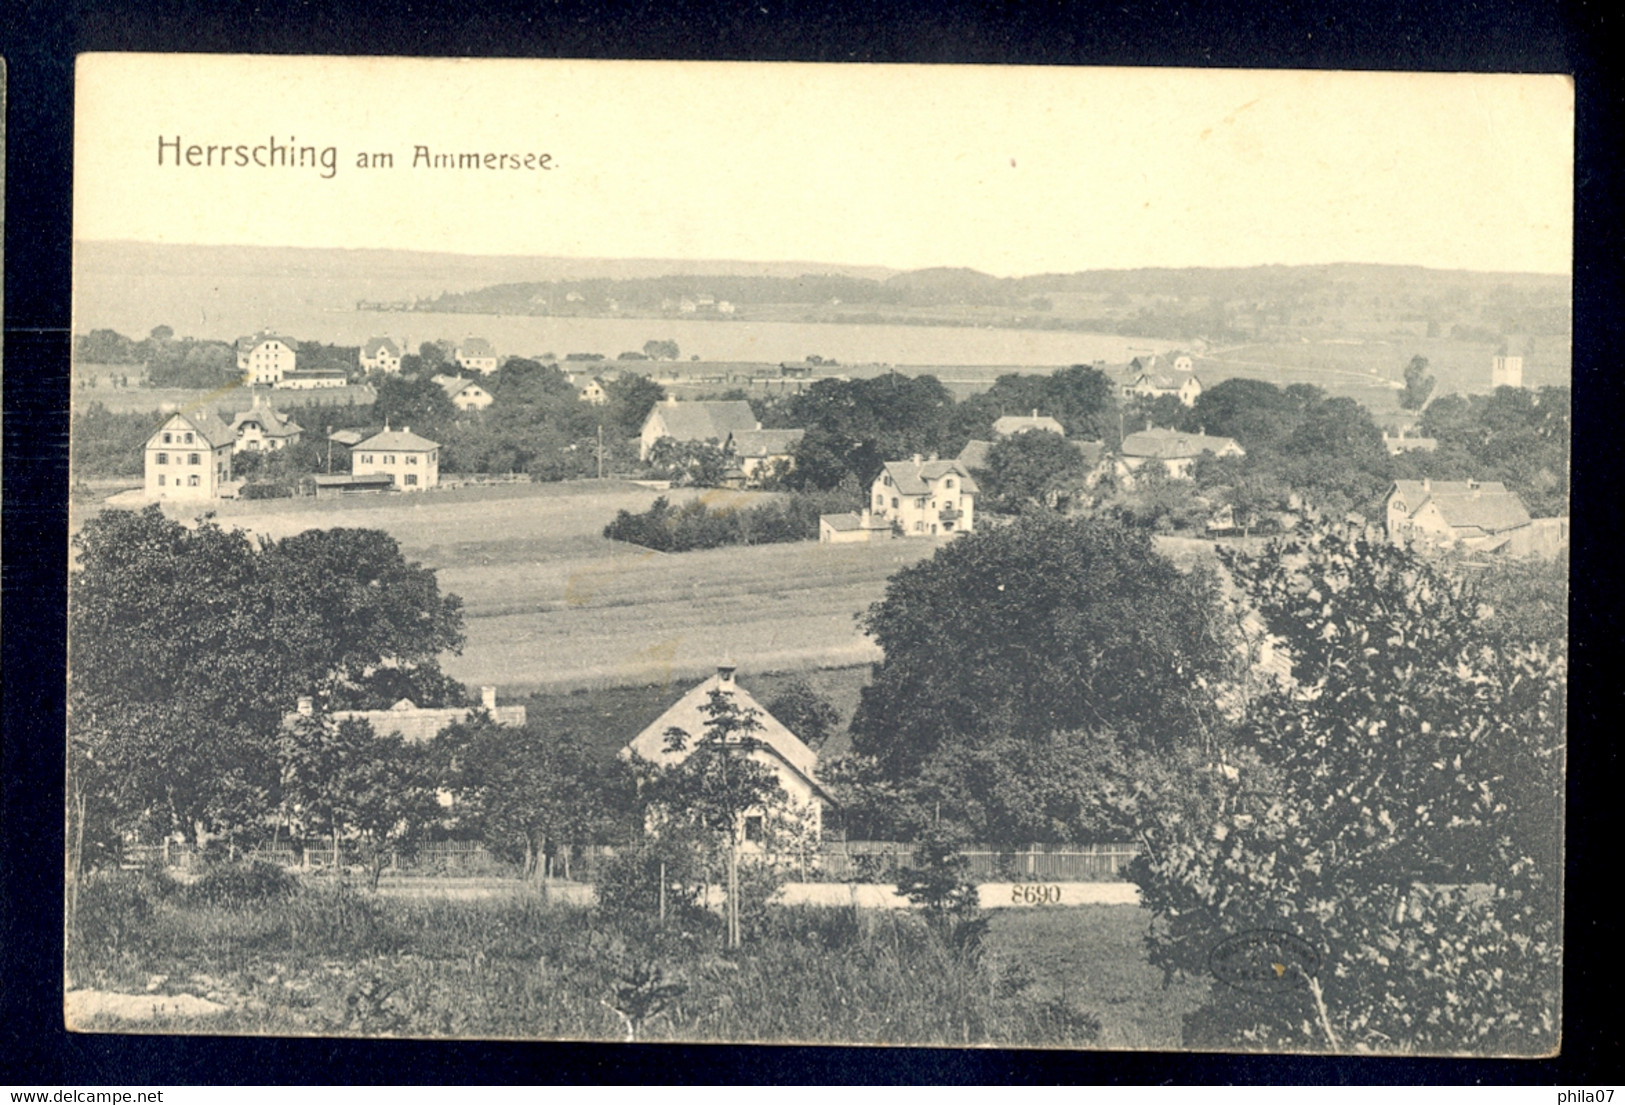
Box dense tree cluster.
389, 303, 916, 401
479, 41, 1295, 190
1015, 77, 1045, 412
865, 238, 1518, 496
603, 487, 863, 553
1407, 385, 1570, 517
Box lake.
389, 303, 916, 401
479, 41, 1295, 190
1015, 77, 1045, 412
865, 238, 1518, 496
74, 264, 1170, 368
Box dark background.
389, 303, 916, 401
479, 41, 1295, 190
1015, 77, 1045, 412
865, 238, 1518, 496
3, 0, 1617, 1085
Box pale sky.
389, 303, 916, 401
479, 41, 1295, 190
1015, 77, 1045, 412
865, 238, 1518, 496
75, 56, 1573, 276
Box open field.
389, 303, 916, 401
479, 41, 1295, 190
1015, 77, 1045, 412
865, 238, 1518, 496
98, 478, 937, 691
66, 875, 1206, 1047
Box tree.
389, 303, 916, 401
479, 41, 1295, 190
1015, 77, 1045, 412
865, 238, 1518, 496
642, 339, 680, 361
68, 508, 466, 856
371, 373, 458, 437
850, 514, 1230, 782
603, 374, 667, 438
640, 690, 789, 947
278, 714, 441, 887
1400, 354, 1436, 410
975, 430, 1093, 514
1126, 530, 1564, 1054
437, 716, 626, 881
763, 679, 842, 751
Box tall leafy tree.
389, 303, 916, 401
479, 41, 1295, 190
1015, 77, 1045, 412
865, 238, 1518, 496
975, 430, 1094, 513
850, 514, 1230, 781
1126, 530, 1564, 1053
68, 507, 465, 852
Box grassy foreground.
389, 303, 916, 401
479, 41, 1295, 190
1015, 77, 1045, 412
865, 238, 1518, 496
67, 873, 1204, 1047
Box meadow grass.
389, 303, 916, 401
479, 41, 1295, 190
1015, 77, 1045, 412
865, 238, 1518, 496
67, 874, 1203, 1047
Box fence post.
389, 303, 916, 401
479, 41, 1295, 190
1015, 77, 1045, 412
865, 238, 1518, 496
301, 847, 310, 870
162, 839, 170, 867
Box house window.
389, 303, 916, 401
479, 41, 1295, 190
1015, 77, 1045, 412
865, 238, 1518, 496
875, 494, 884, 508
404, 474, 418, 487
914, 521, 923, 532
945, 478, 954, 489
188, 453, 200, 465
187, 475, 199, 487
157, 474, 165, 486
892, 497, 899, 509
385, 455, 396, 464
163, 432, 172, 444
406, 454, 418, 465
883, 475, 892, 486
917, 497, 926, 508
744, 815, 764, 843
157, 453, 168, 465
184, 433, 194, 444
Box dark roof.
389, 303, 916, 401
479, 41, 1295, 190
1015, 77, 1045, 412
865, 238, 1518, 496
457, 338, 496, 358
821, 512, 864, 532
229, 399, 302, 439
957, 440, 993, 470
645, 400, 759, 444
313, 473, 393, 487
236, 331, 299, 353
1120, 428, 1242, 460
155, 409, 236, 450
327, 429, 371, 447
879, 457, 980, 496
362, 337, 400, 358
356, 426, 440, 451
727, 428, 805, 458
433, 374, 485, 399
1427, 491, 1532, 534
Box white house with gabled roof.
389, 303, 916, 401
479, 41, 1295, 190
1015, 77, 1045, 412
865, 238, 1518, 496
870, 455, 978, 537
236, 332, 299, 385
623, 662, 833, 841
145, 409, 236, 500
352, 424, 440, 490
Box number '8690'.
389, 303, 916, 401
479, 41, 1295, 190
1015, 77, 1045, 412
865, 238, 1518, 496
1010, 884, 1064, 905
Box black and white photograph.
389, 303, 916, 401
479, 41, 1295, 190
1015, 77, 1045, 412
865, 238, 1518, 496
65, 56, 1571, 1055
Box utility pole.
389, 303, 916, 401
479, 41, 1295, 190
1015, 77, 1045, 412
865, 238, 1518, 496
598, 423, 604, 480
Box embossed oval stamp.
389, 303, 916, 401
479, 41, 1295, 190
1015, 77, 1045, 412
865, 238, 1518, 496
1209, 930, 1322, 994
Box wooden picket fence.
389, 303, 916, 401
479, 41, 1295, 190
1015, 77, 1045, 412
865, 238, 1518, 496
120, 839, 1140, 883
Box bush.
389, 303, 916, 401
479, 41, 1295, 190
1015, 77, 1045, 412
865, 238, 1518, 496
181, 859, 301, 906
594, 837, 714, 930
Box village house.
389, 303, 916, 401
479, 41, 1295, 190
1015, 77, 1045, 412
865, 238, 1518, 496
574, 376, 608, 405
992, 411, 1066, 437
724, 427, 805, 485
352, 424, 440, 490
870, 455, 978, 537
359, 337, 402, 374
639, 397, 760, 461
1109, 355, 1204, 406
1385, 479, 1535, 552
229, 393, 303, 453
288, 685, 526, 745
1115, 427, 1244, 482
454, 338, 499, 375
622, 662, 832, 841
235, 331, 299, 386
818, 509, 893, 544
144, 409, 236, 501
434, 374, 494, 412
1382, 429, 1439, 455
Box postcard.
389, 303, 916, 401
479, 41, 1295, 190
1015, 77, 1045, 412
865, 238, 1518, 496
68, 55, 1570, 1054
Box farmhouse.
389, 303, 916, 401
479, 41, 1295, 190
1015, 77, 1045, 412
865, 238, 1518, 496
725, 427, 805, 485
1385, 479, 1534, 551
623, 662, 832, 840
236, 331, 299, 385
434, 374, 494, 412
289, 685, 526, 745
144, 409, 236, 501
1382, 429, 1438, 455
352, 424, 440, 490
455, 338, 499, 374
819, 509, 893, 544
359, 337, 402, 373
229, 394, 303, 453
1115, 428, 1244, 482
639, 397, 760, 461
992, 411, 1066, 437
1109, 356, 1204, 406
576, 377, 608, 405
871, 455, 977, 537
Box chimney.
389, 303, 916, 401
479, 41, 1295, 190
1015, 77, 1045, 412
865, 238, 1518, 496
481, 685, 497, 709
1031, 409, 1039, 419
403, 426, 410, 435
911, 453, 922, 466
755, 421, 763, 431
717, 659, 737, 686
296, 696, 314, 717
1422, 478, 1431, 494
